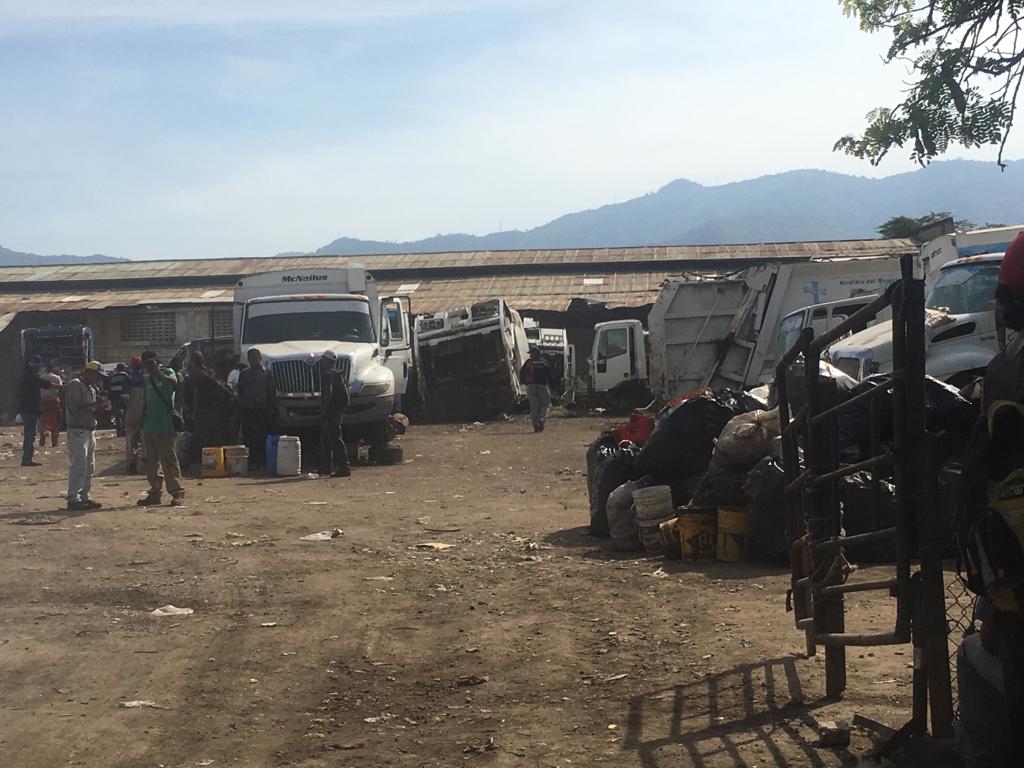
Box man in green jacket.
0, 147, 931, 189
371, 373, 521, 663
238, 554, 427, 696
137, 350, 186, 507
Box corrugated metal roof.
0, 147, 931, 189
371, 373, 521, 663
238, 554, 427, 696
0, 271, 673, 315
0, 239, 916, 286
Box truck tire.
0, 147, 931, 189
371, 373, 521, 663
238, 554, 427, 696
369, 444, 404, 465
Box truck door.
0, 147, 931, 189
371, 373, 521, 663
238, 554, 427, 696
594, 325, 632, 391
381, 297, 413, 410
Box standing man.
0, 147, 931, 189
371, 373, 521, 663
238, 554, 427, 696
236, 348, 275, 469
107, 362, 130, 438
519, 346, 553, 433
319, 350, 350, 478
959, 232, 1024, 760
17, 355, 51, 466
65, 361, 107, 511
38, 360, 64, 449
123, 356, 145, 473
138, 350, 186, 507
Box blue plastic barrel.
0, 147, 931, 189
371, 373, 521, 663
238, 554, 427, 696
266, 434, 280, 475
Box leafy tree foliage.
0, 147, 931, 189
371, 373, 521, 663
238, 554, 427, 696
876, 210, 973, 238
837, 1, 1024, 167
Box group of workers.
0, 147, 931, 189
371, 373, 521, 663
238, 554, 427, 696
14, 345, 354, 511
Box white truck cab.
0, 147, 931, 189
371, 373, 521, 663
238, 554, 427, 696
233, 266, 412, 446
589, 319, 649, 400
777, 295, 883, 357
828, 254, 1003, 385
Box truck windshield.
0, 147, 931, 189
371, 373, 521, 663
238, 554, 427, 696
777, 312, 805, 355
243, 300, 374, 344
926, 263, 1001, 314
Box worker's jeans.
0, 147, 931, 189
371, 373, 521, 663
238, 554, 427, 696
66, 427, 96, 502
124, 391, 145, 467
320, 418, 349, 475
526, 384, 551, 429
21, 413, 38, 464
143, 432, 184, 498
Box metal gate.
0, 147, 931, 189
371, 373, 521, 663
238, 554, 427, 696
775, 253, 954, 742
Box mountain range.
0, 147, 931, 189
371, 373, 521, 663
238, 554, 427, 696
0, 244, 123, 267
3, 159, 1022, 265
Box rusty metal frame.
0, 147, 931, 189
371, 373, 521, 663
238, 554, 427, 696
775, 253, 953, 738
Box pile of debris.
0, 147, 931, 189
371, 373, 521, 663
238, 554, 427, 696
585, 369, 979, 566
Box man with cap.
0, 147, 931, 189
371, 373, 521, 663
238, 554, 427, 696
319, 349, 351, 478
64, 361, 108, 510
956, 231, 1024, 756
16, 354, 53, 466
519, 346, 553, 433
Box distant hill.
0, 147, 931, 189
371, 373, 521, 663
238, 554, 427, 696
312, 160, 1024, 255
0, 245, 123, 267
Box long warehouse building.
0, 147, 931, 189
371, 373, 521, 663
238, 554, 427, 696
0, 238, 915, 417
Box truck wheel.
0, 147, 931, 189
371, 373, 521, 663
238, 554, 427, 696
369, 444, 404, 465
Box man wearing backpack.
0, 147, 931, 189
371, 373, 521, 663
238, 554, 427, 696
138, 350, 186, 507
961, 232, 1024, 756
519, 347, 552, 433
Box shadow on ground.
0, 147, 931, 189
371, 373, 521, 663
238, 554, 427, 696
621, 656, 850, 768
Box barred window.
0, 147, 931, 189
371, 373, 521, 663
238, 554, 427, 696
121, 312, 176, 344
212, 310, 232, 338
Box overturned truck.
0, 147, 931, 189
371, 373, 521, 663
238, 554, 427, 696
414, 298, 530, 421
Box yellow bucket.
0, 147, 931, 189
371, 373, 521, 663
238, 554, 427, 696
679, 508, 717, 561
717, 507, 752, 562
200, 446, 226, 478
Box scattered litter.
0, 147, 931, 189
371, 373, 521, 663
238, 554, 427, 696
150, 605, 193, 617
607, 724, 618, 730
363, 713, 394, 724
363, 576, 395, 582
184, 532, 203, 538
249, 678, 258, 684
643, 568, 669, 579
454, 674, 489, 687
384, 491, 396, 495
10, 514, 58, 526
304, 473, 320, 480
416, 516, 431, 525
301, 528, 344, 541
465, 646, 480, 653
602, 673, 629, 683
463, 737, 496, 754
260, 622, 278, 628
415, 542, 454, 551
224, 531, 245, 538
818, 720, 851, 748
120, 700, 164, 709
701, 654, 713, 660
479, 450, 491, 455
424, 526, 461, 533
196, 761, 215, 767
307, 501, 329, 506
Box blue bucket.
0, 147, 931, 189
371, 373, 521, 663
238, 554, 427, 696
266, 434, 280, 476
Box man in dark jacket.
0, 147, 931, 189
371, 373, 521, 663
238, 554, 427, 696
319, 350, 351, 478
17, 355, 52, 466
519, 347, 553, 433
236, 348, 275, 468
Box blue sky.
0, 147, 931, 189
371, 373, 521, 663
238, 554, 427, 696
2, 0, 1020, 260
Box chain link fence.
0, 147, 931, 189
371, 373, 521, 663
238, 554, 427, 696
945, 568, 977, 714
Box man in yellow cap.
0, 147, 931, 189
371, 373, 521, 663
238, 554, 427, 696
64, 361, 108, 511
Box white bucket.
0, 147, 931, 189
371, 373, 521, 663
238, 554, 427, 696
632, 485, 673, 521
276, 436, 301, 476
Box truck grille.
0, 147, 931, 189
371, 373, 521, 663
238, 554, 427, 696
831, 357, 862, 381
271, 357, 351, 396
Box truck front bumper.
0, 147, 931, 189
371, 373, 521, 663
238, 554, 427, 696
274, 393, 395, 429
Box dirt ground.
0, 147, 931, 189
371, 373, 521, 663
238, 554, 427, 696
0, 416, 945, 768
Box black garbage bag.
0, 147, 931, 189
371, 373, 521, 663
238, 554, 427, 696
590, 444, 640, 538
691, 459, 749, 508
586, 433, 618, 513
837, 374, 979, 465
635, 395, 733, 482
774, 360, 857, 415
667, 473, 704, 508
839, 471, 898, 563
744, 456, 789, 564
719, 388, 770, 414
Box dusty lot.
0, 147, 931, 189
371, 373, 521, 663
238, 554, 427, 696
0, 417, 932, 767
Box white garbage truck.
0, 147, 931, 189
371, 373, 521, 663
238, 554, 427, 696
586, 254, 928, 405
233, 265, 412, 454
828, 226, 1024, 386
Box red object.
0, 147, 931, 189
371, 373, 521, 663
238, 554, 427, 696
999, 232, 1024, 298
611, 413, 654, 447
130, 355, 143, 366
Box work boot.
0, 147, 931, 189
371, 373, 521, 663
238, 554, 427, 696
80, 498, 102, 510
331, 467, 352, 478
67, 500, 91, 511
21, 460, 42, 467
539, 422, 545, 432
170, 494, 185, 507
137, 494, 162, 507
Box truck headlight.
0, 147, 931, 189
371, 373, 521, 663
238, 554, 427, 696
359, 381, 391, 397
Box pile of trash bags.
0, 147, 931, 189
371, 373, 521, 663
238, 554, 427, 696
585, 368, 980, 566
